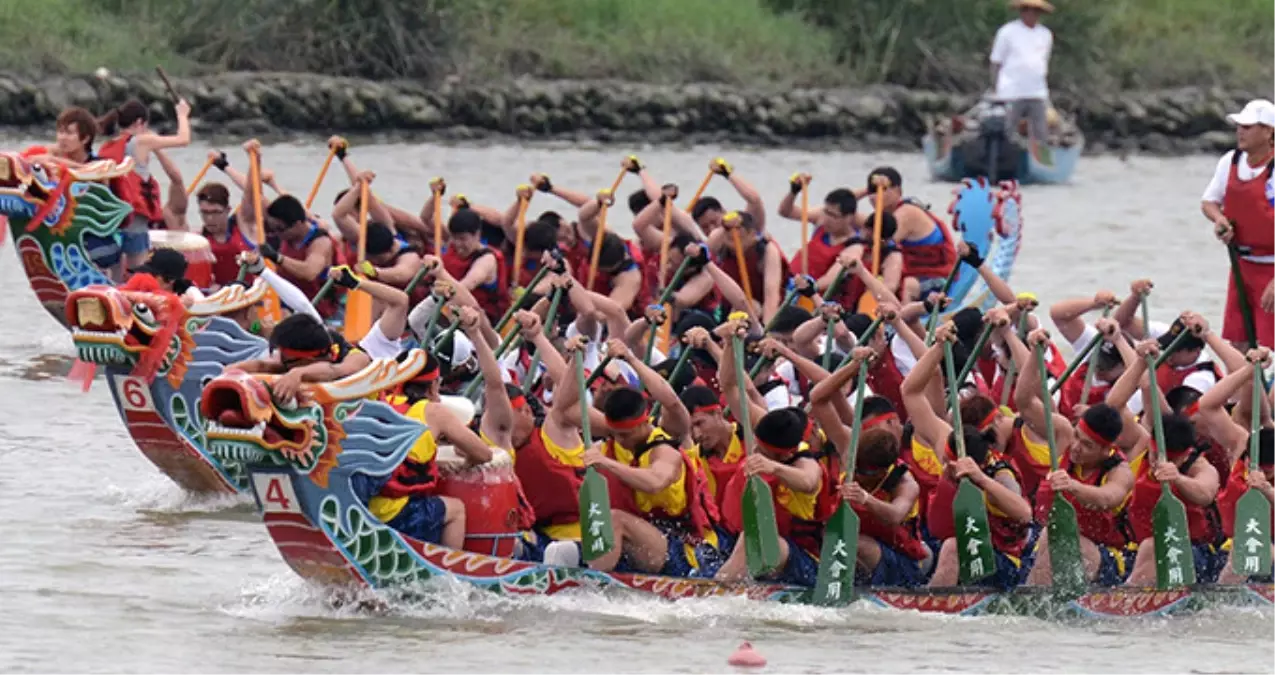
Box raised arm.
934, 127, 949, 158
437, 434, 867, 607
899, 325, 955, 451
461, 306, 513, 448
1010, 327, 1074, 450
1049, 289, 1116, 345
608, 338, 691, 439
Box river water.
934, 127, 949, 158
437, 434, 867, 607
0, 137, 1270, 673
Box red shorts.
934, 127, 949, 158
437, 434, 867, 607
1223, 258, 1274, 348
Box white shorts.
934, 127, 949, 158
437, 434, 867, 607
359, 321, 402, 360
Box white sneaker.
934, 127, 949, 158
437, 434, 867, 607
543, 540, 581, 567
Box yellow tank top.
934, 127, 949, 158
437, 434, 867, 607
368, 400, 437, 523
692, 423, 744, 499
611, 428, 689, 519
776, 441, 821, 520
537, 428, 587, 541
1017, 424, 1053, 470
910, 435, 944, 480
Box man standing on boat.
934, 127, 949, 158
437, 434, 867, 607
1201, 99, 1275, 350
989, 0, 1054, 161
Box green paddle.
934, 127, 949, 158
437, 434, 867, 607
416, 293, 447, 340
1075, 306, 1115, 411
761, 290, 799, 333
1036, 343, 1086, 594
956, 321, 996, 386
236, 261, 250, 284
1231, 363, 1273, 577
1052, 330, 1103, 396
733, 330, 782, 577
821, 317, 838, 370
1146, 353, 1196, 589
999, 312, 1031, 408
576, 348, 614, 562
923, 264, 963, 346
829, 316, 885, 372
521, 287, 565, 395
494, 264, 552, 334
650, 341, 695, 421
813, 355, 870, 605
1227, 241, 1260, 350
945, 340, 996, 584
311, 277, 337, 306
824, 269, 848, 302
403, 262, 431, 297
1152, 327, 1195, 369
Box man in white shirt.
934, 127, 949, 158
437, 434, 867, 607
1200, 99, 1275, 349
989, 0, 1054, 152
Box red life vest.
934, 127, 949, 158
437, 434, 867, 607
719, 440, 839, 555
989, 341, 1067, 412
1126, 448, 1223, 545
900, 424, 944, 523
1223, 149, 1275, 258
1005, 416, 1051, 505
868, 347, 908, 424
791, 226, 848, 283
206, 216, 257, 286
697, 425, 745, 513
97, 133, 165, 225
841, 241, 902, 309
1155, 359, 1222, 393
717, 234, 791, 307
1034, 450, 1130, 548
442, 244, 510, 323
513, 427, 584, 530
380, 399, 441, 498
893, 199, 957, 279
855, 461, 931, 560
563, 236, 591, 284
926, 453, 1029, 558
583, 239, 652, 318
1057, 363, 1113, 420
277, 221, 338, 318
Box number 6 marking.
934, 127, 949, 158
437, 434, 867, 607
252, 474, 302, 514
114, 376, 154, 411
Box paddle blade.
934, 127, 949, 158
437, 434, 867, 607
743, 476, 783, 578
813, 502, 859, 606
1046, 493, 1086, 594
342, 289, 373, 343
579, 467, 614, 562
1231, 488, 1274, 577
954, 478, 997, 584
1152, 488, 1196, 589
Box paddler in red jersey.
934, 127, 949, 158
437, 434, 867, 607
581, 341, 728, 578
354, 351, 495, 549
193, 181, 257, 288
1201, 99, 1275, 349
440, 207, 510, 324
96, 98, 194, 275
1050, 290, 1133, 418
680, 385, 746, 512
679, 158, 767, 238
780, 179, 873, 303
809, 348, 932, 586
1015, 329, 1138, 587
708, 211, 785, 322
856, 167, 957, 302
256, 194, 337, 319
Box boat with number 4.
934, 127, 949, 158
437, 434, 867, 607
197, 359, 1273, 617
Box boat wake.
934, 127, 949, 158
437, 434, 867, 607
102, 476, 253, 516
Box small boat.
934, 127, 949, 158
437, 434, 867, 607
923, 100, 1083, 185
66, 282, 269, 494
942, 177, 1022, 315
198, 359, 1274, 617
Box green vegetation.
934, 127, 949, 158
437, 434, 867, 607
2, 0, 1269, 92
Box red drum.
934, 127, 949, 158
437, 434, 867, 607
435, 448, 522, 557
150, 230, 214, 289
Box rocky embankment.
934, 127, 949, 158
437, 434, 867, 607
0, 71, 1261, 154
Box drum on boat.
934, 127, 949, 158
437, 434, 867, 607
150, 230, 214, 289
435, 447, 523, 558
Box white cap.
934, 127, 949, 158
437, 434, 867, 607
1227, 99, 1275, 127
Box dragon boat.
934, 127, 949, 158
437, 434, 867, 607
198, 362, 1274, 618
923, 100, 1083, 185
66, 282, 269, 493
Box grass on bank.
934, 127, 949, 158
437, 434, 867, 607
0, 0, 1269, 93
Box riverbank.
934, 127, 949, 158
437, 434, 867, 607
1, 72, 1261, 155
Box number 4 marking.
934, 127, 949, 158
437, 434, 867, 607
252, 474, 302, 514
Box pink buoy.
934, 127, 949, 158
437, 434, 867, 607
727, 641, 767, 668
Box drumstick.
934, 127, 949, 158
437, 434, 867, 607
155, 66, 179, 103
184, 157, 214, 196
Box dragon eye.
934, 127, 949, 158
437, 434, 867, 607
133, 305, 155, 323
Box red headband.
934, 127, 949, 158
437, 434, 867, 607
280, 346, 328, 361
1182, 401, 1201, 418
1077, 418, 1114, 445
863, 412, 898, 429
757, 438, 800, 459
690, 403, 722, 415
977, 408, 999, 432
510, 394, 527, 409
606, 409, 649, 430
410, 363, 440, 383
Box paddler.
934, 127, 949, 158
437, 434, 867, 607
779, 177, 863, 300
581, 341, 727, 577
96, 97, 194, 275
1119, 342, 1225, 585
855, 168, 958, 302
810, 347, 932, 586
1049, 289, 1130, 417
354, 350, 495, 550
706, 210, 789, 321
227, 312, 371, 402
193, 179, 258, 288
329, 137, 431, 249
680, 384, 746, 512
256, 188, 338, 318
1013, 329, 1138, 587
440, 207, 510, 323
685, 158, 767, 237
1201, 98, 1275, 349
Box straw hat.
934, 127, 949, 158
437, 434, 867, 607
1012, 0, 1055, 12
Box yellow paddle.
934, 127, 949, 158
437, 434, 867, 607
248, 147, 282, 322
510, 186, 532, 289
656, 194, 676, 354
685, 169, 714, 212
727, 213, 757, 318
184, 157, 214, 196
856, 181, 887, 316
342, 180, 373, 342
586, 190, 612, 290
304, 142, 339, 210
432, 178, 445, 256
